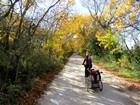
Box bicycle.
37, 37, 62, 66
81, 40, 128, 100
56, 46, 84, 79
85, 69, 103, 91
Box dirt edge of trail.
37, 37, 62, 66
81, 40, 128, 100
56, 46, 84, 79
94, 63, 140, 91
16, 69, 63, 105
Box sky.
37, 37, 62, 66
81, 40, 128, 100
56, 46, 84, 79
74, 0, 89, 15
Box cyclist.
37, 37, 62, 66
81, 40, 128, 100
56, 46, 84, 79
82, 55, 92, 77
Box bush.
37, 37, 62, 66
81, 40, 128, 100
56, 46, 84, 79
118, 55, 130, 68
2, 84, 26, 104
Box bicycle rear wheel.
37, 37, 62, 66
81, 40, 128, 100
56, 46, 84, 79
85, 77, 91, 89
98, 80, 103, 91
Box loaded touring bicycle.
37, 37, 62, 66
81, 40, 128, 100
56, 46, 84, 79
85, 69, 103, 91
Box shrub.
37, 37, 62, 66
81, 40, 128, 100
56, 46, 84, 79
118, 55, 130, 68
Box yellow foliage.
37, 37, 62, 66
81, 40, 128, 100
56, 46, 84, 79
0, 35, 14, 42
118, 55, 130, 68
116, 22, 124, 30
9, 36, 14, 42
58, 14, 92, 37
114, 18, 121, 23
107, 9, 111, 13
96, 31, 104, 38
0, 36, 2, 41
13, 20, 20, 27
129, 13, 136, 19
68, 0, 74, 4
23, 0, 35, 6
117, 5, 123, 11
127, 0, 134, 5
110, 0, 119, 3
101, 0, 139, 32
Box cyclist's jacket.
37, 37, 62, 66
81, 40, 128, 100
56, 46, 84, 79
83, 56, 92, 67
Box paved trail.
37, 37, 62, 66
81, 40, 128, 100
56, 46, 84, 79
38, 54, 140, 105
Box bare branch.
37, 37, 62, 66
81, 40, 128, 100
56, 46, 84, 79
32, 0, 60, 34
0, 0, 19, 21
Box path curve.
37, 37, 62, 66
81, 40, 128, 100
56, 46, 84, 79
38, 53, 140, 105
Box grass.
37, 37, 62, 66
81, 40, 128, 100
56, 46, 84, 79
121, 70, 140, 81
93, 56, 140, 81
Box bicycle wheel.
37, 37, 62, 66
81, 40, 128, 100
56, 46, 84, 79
85, 77, 90, 89
98, 80, 103, 91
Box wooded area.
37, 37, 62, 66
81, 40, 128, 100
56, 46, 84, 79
78, 0, 140, 80
0, 0, 139, 104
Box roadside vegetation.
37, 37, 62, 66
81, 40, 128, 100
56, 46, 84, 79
93, 53, 140, 81
0, 0, 139, 104
0, 0, 74, 104
76, 0, 140, 81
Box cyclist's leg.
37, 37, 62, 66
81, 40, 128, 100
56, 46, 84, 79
87, 66, 91, 77
85, 66, 88, 77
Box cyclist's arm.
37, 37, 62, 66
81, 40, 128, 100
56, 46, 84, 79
82, 58, 86, 65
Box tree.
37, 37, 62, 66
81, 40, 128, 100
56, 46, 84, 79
81, 0, 139, 59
